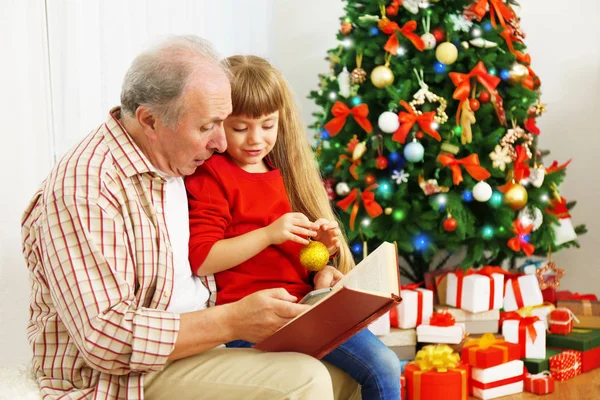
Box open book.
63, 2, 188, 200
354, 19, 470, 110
254, 241, 402, 359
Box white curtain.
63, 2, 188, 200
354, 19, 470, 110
46, 0, 273, 158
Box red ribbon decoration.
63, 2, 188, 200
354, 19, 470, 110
437, 153, 491, 185
524, 118, 540, 135
381, 20, 425, 55
324, 102, 373, 136
336, 184, 383, 231
504, 274, 526, 310
546, 197, 571, 220
386, 0, 402, 16
498, 30, 539, 90
546, 159, 572, 174
469, 0, 516, 29
449, 61, 506, 126
392, 101, 441, 144
472, 372, 526, 390
507, 220, 536, 257
335, 155, 361, 180
501, 312, 541, 358
430, 311, 456, 327
512, 145, 531, 182
401, 282, 425, 326
476, 266, 511, 310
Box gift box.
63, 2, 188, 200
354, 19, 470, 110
470, 360, 525, 400
549, 350, 581, 381
425, 266, 458, 305
502, 315, 546, 359
461, 333, 520, 369
379, 328, 417, 360
417, 312, 465, 344
557, 297, 600, 329
517, 302, 555, 330
546, 327, 600, 351
434, 306, 499, 334
503, 274, 544, 312
391, 286, 433, 329
549, 308, 579, 335
522, 348, 562, 374
524, 372, 555, 395
580, 346, 600, 373
368, 311, 391, 336
438, 268, 505, 313
405, 345, 469, 400
517, 259, 544, 275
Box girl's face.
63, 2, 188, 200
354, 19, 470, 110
224, 111, 279, 172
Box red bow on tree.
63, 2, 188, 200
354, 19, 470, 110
392, 101, 441, 144
336, 185, 383, 231
437, 153, 491, 185
335, 155, 361, 180
546, 160, 571, 174
381, 20, 425, 55
498, 30, 539, 90
449, 62, 506, 126
386, 0, 402, 16
469, 0, 515, 29
507, 220, 536, 257
512, 145, 531, 182
324, 102, 373, 136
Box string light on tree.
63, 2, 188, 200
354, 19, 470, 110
490, 192, 503, 207
351, 242, 363, 255
482, 225, 495, 239
361, 218, 371, 227
463, 190, 474, 202
393, 209, 406, 221
414, 234, 430, 251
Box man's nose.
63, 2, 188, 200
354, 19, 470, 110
209, 126, 228, 153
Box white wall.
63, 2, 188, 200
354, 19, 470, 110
2, 0, 599, 368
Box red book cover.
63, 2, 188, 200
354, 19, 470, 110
254, 242, 402, 359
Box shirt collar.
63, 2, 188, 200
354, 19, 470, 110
104, 107, 161, 179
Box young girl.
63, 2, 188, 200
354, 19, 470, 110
186, 55, 401, 399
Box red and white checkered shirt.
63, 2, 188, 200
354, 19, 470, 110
21, 108, 181, 399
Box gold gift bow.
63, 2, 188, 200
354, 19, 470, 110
463, 333, 510, 366
412, 345, 467, 400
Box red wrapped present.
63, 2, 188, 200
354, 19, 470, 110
582, 346, 600, 373
461, 333, 520, 369
549, 350, 582, 381
405, 345, 469, 400
549, 308, 580, 335
524, 372, 555, 395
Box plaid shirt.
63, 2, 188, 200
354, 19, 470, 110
21, 108, 181, 399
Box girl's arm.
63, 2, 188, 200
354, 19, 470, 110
195, 212, 319, 276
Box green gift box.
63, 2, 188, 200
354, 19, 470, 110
546, 328, 600, 351
522, 348, 562, 374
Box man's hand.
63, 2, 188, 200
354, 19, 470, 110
226, 288, 310, 343
313, 265, 344, 290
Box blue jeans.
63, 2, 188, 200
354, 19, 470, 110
227, 328, 401, 400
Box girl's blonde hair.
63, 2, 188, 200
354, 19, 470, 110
225, 55, 354, 273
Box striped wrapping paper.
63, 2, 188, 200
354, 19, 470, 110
549, 350, 582, 381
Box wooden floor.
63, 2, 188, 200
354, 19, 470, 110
469, 368, 600, 400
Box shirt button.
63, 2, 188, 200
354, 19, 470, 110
156, 206, 163, 214
163, 291, 170, 298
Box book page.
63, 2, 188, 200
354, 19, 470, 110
333, 242, 399, 296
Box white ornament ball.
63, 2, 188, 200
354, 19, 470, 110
421, 33, 437, 50
435, 42, 459, 65
403, 141, 425, 163
473, 181, 493, 202
518, 206, 544, 231
378, 111, 400, 133
335, 182, 350, 197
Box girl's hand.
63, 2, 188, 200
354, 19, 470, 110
265, 213, 318, 245
313, 218, 342, 256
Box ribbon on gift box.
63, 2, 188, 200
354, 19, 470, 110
525, 371, 554, 394
471, 370, 525, 390
463, 333, 511, 367
430, 311, 456, 327
550, 308, 580, 326
476, 266, 510, 310
505, 274, 527, 310
501, 312, 541, 358
390, 282, 424, 327
436, 267, 507, 310
517, 302, 556, 324
410, 345, 468, 400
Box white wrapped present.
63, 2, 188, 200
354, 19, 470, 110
391, 287, 433, 329
502, 317, 546, 359
503, 274, 544, 312
471, 360, 525, 399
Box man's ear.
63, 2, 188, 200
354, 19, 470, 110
136, 106, 158, 138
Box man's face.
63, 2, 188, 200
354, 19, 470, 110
152, 69, 232, 177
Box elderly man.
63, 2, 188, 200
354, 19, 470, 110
21, 35, 360, 399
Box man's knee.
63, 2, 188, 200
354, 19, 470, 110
281, 353, 335, 399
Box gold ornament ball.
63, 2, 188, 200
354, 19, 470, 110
508, 63, 529, 85
299, 241, 330, 272
435, 42, 459, 65
505, 183, 528, 210
385, 207, 393, 215
370, 65, 395, 88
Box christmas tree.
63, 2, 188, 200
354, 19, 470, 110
310, 0, 586, 282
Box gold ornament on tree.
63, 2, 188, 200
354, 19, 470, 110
351, 53, 368, 85
370, 53, 395, 88
504, 180, 528, 210
352, 141, 368, 161
299, 240, 330, 272
408, 69, 449, 125
435, 42, 459, 65
507, 62, 529, 85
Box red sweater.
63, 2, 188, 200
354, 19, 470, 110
186, 153, 313, 305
